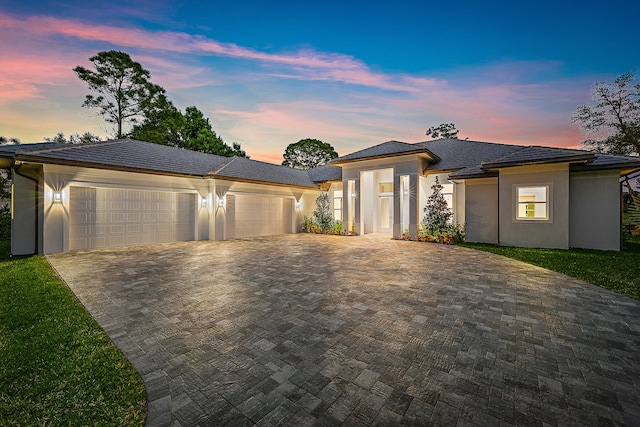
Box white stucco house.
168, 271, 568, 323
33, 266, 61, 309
1, 137, 639, 255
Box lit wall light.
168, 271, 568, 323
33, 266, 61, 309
53, 192, 62, 203
403, 190, 409, 196
351, 192, 355, 198
201, 198, 207, 207
218, 197, 225, 207
295, 201, 301, 209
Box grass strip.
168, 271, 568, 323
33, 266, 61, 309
460, 237, 640, 300
0, 241, 146, 425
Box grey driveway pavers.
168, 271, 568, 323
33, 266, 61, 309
47, 234, 640, 426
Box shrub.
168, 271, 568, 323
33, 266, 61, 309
422, 177, 452, 234
312, 192, 333, 232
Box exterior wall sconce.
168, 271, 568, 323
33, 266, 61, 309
403, 190, 409, 196
351, 192, 355, 198
201, 198, 207, 207
295, 201, 301, 209
53, 192, 62, 203
218, 198, 225, 207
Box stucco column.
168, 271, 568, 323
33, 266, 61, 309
354, 178, 361, 234
409, 174, 419, 238
342, 180, 349, 233
393, 173, 401, 238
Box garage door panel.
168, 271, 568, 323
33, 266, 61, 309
69, 187, 195, 250
228, 195, 292, 239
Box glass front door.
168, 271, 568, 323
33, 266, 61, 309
379, 196, 392, 232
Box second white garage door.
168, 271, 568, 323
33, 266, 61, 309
69, 187, 196, 250
226, 194, 293, 239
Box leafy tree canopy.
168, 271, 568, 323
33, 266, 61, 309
74, 50, 165, 138
0, 136, 20, 145
281, 138, 338, 170
131, 103, 247, 157
426, 123, 459, 139
571, 72, 640, 156
43, 132, 102, 144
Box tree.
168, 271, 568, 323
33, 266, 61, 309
0, 136, 20, 145
426, 123, 459, 139
571, 72, 640, 156
312, 192, 333, 231
74, 50, 165, 138
43, 132, 102, 144
129, 94, 185, 147
181, 106, 246, 157
421, 177, 452, 233
281, 138, 338, 170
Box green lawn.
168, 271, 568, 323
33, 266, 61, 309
0, 241, 146, 426
460, 236, 640, 300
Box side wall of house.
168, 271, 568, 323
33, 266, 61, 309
11, 165, 43, 256
464, 178, 498, 244
499, 164, 570, 249
569, 170, 621, 250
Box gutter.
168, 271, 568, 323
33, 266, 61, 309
11, 163, 39, 256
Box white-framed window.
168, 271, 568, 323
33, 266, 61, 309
516, 185, 549, 220
333, 190, 343, 221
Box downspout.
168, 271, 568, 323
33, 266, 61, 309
12, 163, 39, 256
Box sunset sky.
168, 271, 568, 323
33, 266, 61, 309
1, 0, 638, 163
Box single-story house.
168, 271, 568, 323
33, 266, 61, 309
1, 137, 639, 255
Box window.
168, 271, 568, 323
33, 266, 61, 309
516, 186, 548, 220
441, 183, 453, 210
333, 190, 343, 221
379, 182, 392, 193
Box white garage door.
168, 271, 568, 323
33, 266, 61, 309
226, 194, 293, 239
69, 187, 195, 250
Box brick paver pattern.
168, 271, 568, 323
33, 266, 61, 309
47, 234, 640, 426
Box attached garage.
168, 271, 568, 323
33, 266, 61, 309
225, 194, 293, 239
69, 186, 196, 250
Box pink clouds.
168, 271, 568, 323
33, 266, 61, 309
0, 14, 441, 93
0, 11, 594, 159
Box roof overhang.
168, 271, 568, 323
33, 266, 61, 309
331, 149, 440, 166
481, 153, 596, 170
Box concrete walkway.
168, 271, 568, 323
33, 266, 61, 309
48, 234, 640, 426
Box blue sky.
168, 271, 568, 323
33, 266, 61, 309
1, 0, 638, 162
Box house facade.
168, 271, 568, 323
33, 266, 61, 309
1, 138, 638, 255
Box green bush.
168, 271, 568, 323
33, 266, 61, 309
0, 206, 9, 241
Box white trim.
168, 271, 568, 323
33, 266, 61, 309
512, 183, 553, 223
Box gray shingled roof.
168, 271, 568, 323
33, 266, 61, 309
417, 139, 521, 172
0, 139, 322, 188
11, 139, 230, 177
331, 140, 440, 164
0, 142, 66, 154
307, 164, 342, 183
481, 146, 596, 168
210, 156, 318, 188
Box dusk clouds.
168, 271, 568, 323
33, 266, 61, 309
1, 2, 637, 162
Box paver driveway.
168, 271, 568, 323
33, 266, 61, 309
48, 234, 640, 426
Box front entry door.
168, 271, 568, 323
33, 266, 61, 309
379, 195, 393, 232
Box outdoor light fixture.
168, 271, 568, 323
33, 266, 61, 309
295, 201, 301, 209
201, 198, 207, 207
218, 198, 225, 207
404, 190, 409, 196
351, 192, 355, 198
53, 192, 62, 203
